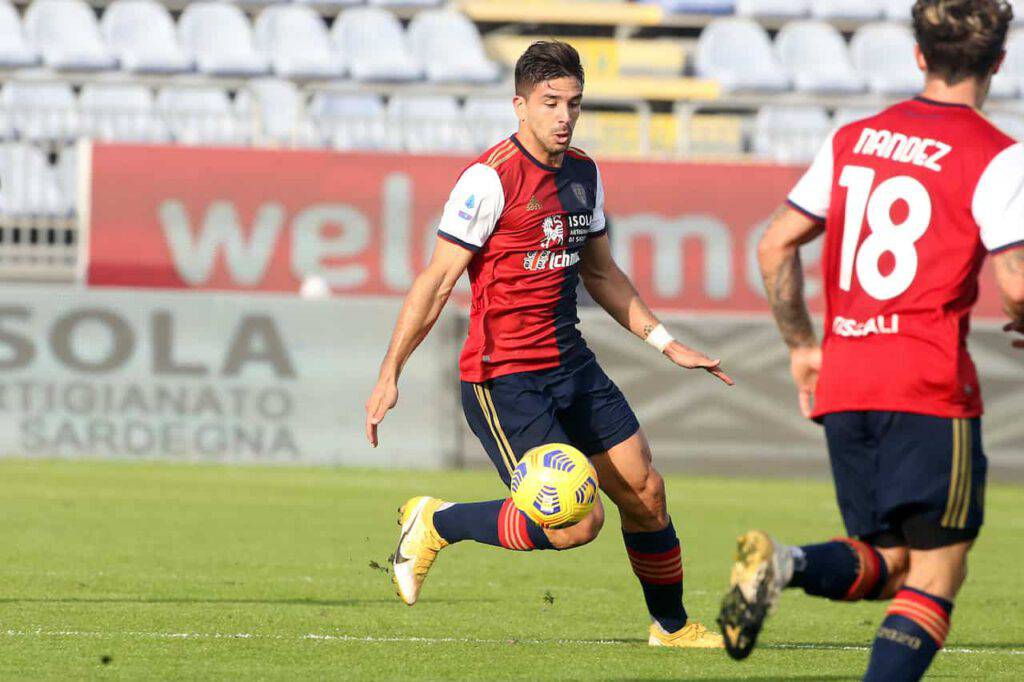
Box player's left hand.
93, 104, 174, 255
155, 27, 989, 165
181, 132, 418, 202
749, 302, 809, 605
1004, 321, 1024, 349
364, 379, 399, 448
662, 341, 735, 386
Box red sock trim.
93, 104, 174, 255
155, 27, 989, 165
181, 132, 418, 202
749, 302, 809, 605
497, 499, 534, 551
887, 589, 950, 647
626, 545, 683, 585
834, 537, 882, 601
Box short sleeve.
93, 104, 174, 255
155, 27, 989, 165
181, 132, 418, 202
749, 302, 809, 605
437, 163, 505, 252
787, 129, 836, 222
972, 142, 1024, 253
589, 163, 607, 237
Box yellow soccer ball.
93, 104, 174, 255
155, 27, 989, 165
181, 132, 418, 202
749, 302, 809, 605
510, 443, 598, 529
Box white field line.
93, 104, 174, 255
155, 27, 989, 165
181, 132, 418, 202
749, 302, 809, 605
2, 629, 1022, 656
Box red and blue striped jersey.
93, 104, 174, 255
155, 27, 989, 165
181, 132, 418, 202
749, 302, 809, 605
437, 134, 607, 382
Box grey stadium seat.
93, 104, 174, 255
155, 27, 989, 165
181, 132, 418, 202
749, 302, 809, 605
332, 7, 422, 82
406, 10, 500, 83
850, 23, 922, 95
388, 94, 473, 154
0, 1, 39, 68
463, 96, 518, 150
883, 0, 915, 20
833, 105, 884, 129
308, 92, 395, 151
178, 2, 269, 76
2, 81, 79, 142
776, 21, 865, 94
156, 86, 249, 146
23, 0, 117, 71
0, 143, 65, 217
753, 105, 832, 164
79, 84, 170, 143
811, 0, 884, 20
696, 18, 790, 92
235, 79, 318, 147
101, 0, 192, 74
254, 5, 344, 79
736, 0, 809, 17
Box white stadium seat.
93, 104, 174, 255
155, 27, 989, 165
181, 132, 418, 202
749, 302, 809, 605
736, 0, 809, 18
753, 104, 831, 164
833, 105, 885, 129
178, 2, 269, 76
309, 91, 395, 151
0, 1, 39, 68
156, 86, 249, 146
776, 21, 865, 94
406, 10, 500, 83
332, 7, 422, 82
23, 0, 118, 71
56, 144, 77, 214
463, 96, 518, 149
0, 143, 65, 216
254, 5, 344, 79
2, 81, 79, 142
883, 0, 915, 21
990, 29, 1024, 98
811, 0, 884, 20
101, 0, 192, 74
696, 18, 790, 92
79, 83, 170, 143
235, 78, 318, 147
850, 23, 922, 95
388, 94, 473, 154
987, 111, 1024, 141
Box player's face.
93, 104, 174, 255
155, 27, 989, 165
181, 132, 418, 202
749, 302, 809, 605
516, 77, 583, 157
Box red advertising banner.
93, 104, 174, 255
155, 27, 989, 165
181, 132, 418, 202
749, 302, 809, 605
87, 143, 1007, 317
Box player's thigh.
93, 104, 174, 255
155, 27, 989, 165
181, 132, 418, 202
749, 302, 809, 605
460, 376, 568, 486
555, 358, 640, 460
876, 414, 987, 550
823, 411, 892, 540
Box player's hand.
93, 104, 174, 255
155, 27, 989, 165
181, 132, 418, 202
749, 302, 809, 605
1004, 320, 1024, 349
789, 345, 821, 419
365, 379, 399, 448
663, 341, 735, 386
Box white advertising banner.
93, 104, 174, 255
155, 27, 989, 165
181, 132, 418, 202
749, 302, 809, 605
0, 287, 460, 468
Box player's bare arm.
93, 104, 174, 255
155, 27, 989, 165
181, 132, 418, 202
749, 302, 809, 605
579, 233, 733, 385
993, 245, 1024, 348
364, 238, 474, 447
758, 204, 825, 418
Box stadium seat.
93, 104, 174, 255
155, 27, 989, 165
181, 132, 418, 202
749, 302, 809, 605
178, 2, 269, 76
811, 0, 884, 20
2, 81, 79, 142
23, 0, 118, 71
235, 78, 318, 147
0, 143, 65, 216
156, 86, 249, 146
753, 104, 831, 163
882, 0, 915, 21
79, 84, 170, 143
736, 0, 809, 17
695, 18, 790, 92
987, 111, 1024, 141
388, 94, 474, 154
308, 91, 395, 151
0, 1, 39, 68
294, 0, 363, 6
369, 0, 444, 6
406, 10, 500, 83
850, 23, 922, 95
833, 104, 884, 128
254, 5, 344, 79
56, 144, 77, 214
645, 0, 735, 13
101, 0, 192, 74
990, 29, 1024, 98
332, 7, 422, 82
775, 21, 865, 93
463, 96, 517, 150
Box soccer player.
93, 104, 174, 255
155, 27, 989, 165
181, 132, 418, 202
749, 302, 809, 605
364, 41, 732, 648
717, 1, 1024, 679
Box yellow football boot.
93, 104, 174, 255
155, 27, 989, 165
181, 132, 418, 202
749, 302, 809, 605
648, 621, 725, 648
391, 496, 449, 606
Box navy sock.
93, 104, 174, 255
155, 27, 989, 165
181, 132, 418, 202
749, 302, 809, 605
433, 499, 554, 550
622, 520, 687, 633
789, 538, 888, 601
864, 587, 952, 682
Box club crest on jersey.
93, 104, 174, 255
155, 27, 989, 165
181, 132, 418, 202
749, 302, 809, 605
540, 215, 565, 248
571, 183, 588, 206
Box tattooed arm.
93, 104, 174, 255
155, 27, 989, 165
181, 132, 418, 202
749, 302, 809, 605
758, 205, 826, 417
993, 246, 1024, 348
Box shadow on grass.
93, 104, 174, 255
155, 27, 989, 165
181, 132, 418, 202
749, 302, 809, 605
0, 596, 496, 607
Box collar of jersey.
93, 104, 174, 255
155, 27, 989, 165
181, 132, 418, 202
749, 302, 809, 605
509, 134, 562, 173
912, 95, 974, 111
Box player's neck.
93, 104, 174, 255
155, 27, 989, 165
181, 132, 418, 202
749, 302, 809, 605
514, 131, 564, 169
919, 75, 988, 110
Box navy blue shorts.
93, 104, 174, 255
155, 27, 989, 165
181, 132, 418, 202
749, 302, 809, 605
823, 411, 987, 549
461, 356, 640, 486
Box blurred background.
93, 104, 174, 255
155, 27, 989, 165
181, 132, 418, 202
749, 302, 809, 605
0, 0, 1020, 477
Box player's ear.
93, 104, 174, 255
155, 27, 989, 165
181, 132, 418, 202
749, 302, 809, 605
513, 95, 527, 123
914, 44, 928, 73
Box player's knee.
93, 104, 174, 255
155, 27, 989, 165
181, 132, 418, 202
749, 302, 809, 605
619, 468, 668, 530
876, 546, 909, 599
905, 545, 971, 600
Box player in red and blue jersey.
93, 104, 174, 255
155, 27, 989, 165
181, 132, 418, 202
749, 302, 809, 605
717, 2, 1024, 679
365, 41, 733, 648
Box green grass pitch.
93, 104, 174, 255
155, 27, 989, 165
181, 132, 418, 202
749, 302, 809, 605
1, 459, 1021, 680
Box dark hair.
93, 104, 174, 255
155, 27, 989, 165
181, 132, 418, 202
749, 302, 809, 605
514, 41, 584, 96
912, 0, 1013, 83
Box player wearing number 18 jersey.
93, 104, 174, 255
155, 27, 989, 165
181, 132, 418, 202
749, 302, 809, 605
719, 2, 1024, 680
